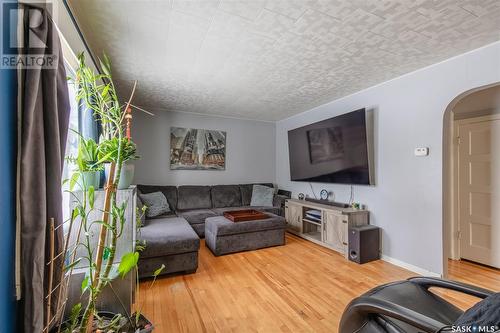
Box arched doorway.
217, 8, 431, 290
443, 82, 500, 278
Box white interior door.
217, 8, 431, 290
458, 117, 500, 268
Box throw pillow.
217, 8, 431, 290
139, 191, 170, 218
250, 185, 275, 207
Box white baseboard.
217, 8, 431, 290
381, 255, 442, 278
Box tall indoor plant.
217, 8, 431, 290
64, 53, 144, 332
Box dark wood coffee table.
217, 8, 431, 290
223, 209, 269, 222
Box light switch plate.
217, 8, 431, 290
414, 147, 429, 156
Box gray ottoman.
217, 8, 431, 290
138, 217, 200, 278
205, 213, 286, 256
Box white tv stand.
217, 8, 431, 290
285, 199, 369, 258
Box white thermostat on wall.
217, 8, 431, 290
414, 147, 429, 157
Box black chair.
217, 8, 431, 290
339, 277, 497, 333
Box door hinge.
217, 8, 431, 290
457, 231, 462, 240
455, 136, 461, 145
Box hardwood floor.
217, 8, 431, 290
448, 258, 500, 289
136, 233, 500, 333
436, 258, 500, 310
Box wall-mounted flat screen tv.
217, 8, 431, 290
287, 108, 374, 185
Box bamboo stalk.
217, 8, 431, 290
57, 208, 85, 333
85, 162, 116, 332
52, 207, 77, 324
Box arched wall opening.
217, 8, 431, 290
442, 82, 500, 277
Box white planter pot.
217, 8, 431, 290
105, 162, 135, 190
81, 171, 100, 189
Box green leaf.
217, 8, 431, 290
88, 186, 95, 209
94, 220, 112, 229
64, 258, 82, 272
96, 151, 114, 164
135, 240, 146, 252
69, 172, 80, 191
135, 311, 141, 326
78, 206, 86, 218
103, 247, 111, 261
81, 275, 90, 294
68, 303, 82, 332
118, 252, 139, 278
153, 264, 165, 277
102, 84, 110, 98
71, 208, 79, 221
100, 54, 111, 76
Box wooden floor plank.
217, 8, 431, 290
136, 233, 500, 333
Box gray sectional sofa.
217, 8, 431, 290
137, 183, 289, 278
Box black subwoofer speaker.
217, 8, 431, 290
348, 225, 380, 264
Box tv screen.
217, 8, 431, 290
287, 108, 373, 185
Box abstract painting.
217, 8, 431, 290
170, 127, 226, 170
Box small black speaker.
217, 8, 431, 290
348, 225, 380, 264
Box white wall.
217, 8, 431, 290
276, 41, 500, 276
132, 110, 276, 186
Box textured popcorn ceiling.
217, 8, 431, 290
68, 0, 500, 121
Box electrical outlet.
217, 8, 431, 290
414, 147, 429, 157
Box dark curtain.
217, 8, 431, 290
19, 5, 70, 332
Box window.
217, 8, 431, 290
62, 65, 79, 225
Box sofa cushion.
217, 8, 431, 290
177, 209, 218, 225
145, 211, 178, 220
257, 206, 281, 216
137, 184, 178, 211
177, 185, 212, 210
239, 183, 273, 206
190, 223, 205, 238
250, 184, 275, 207
211, 185, 242, 208
139, 191, 171, 218
139, 217, 200, 258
